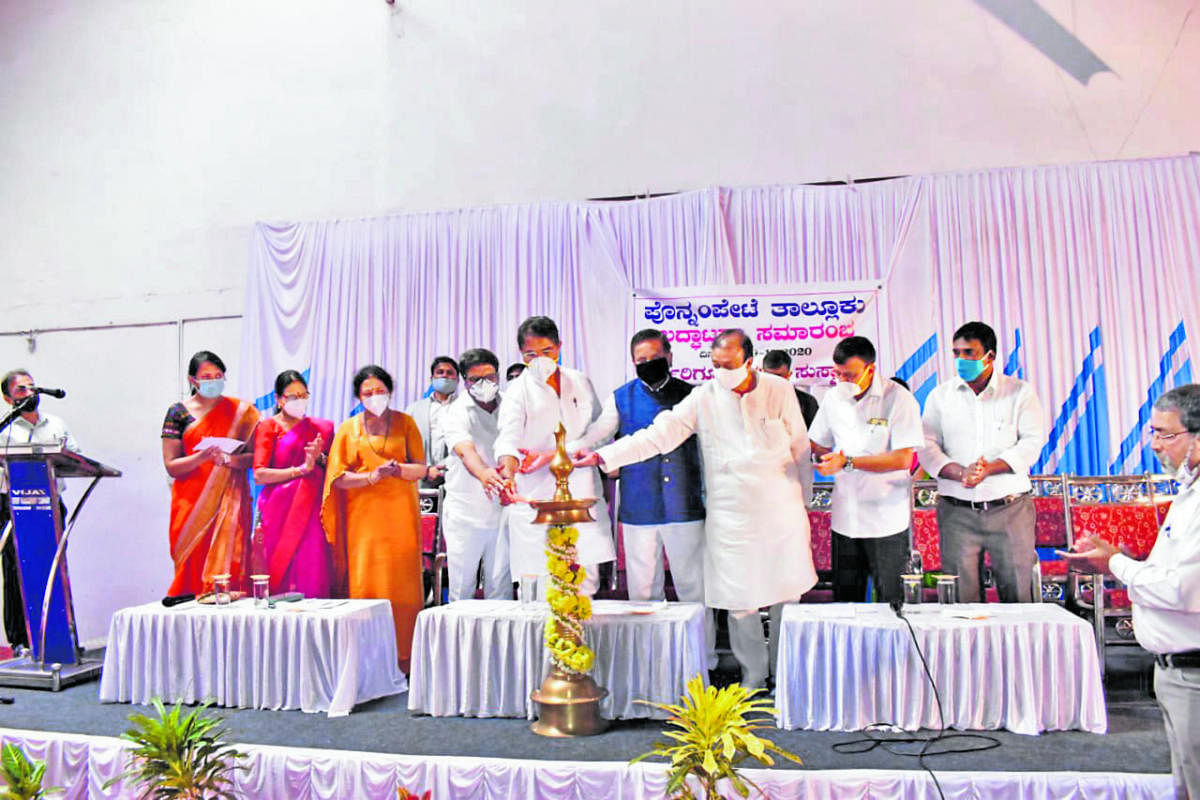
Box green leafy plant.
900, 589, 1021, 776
632, 674, 802, 800
105, 698, 246, 800
0, 743, 59, 800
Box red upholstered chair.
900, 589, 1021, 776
1065, 475, 1177, 673
1031, 477, 1071, 602
419, 489, 446, 605
910, 509, 941, 573
808, 509, 833, 573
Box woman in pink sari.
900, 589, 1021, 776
252, 370, 334, 596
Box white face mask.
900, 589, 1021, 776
363, 394, 390, 417
468, 378, 499, 403
713, 363, 750, 391
1170, 437, 1200, 486
1176, 459, 1199, 487
526, 356, 558, 383
834, 381, 858, 399
282, 397, 308, 419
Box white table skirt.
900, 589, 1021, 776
0, 728, 1175, 800
98, 599, 407, 717
407, 599, 707, 719
775, 603, 1107, 735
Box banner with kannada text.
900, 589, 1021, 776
630, 281, 883, 387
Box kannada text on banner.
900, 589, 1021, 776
630, 282, 882, 387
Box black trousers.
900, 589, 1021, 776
0, 495, 27, 649
831, 529, 910, 603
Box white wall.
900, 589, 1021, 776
1, 0, 1198, 642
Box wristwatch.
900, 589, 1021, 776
844, 456, 855, 472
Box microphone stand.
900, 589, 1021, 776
0, 397, 37, 438
0, 396, 35, 703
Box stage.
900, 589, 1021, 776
0, 648, 1175, 799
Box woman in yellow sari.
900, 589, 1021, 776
322, 365, 441, 670
161, 351, 259, 595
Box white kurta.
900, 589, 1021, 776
596, 373, 816, 610
493, 366, 616, 576
441, 391, 503, 532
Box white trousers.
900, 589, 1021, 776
623, 520, 716, 669
727, 604, 785, 689
443, 519, 510, 603
529, 564, 600, 600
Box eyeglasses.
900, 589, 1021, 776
1144, 426, 1195, 443
464, 375, 498, 385
522, 346, 557, 360
282, 393, 309, 402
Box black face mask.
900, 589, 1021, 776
635, 357, 671, 386
14, 393, 38, 413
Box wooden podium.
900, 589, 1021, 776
0, 442, 120, 690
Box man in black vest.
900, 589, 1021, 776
568, 329, 714, 667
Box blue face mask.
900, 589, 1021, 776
430, 377, 458, 396
955, 357, 987, 382
196, 378, 225, 398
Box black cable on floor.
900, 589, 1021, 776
830, 604, 1003, 800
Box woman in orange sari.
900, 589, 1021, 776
161, 351, 259, 595
322, 365, 441, 670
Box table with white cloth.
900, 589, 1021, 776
774, 603, 1107, 735
407, 599, 707, 720
99, 599, 407, 718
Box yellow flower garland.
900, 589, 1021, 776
544, 525, 596, 675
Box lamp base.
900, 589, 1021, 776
530, 668, 609, 737
531, 498, 596, 526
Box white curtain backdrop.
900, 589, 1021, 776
0, 728, 1172, 800
241, 154, 1200, 476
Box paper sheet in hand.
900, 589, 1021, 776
193, 437, 244, 454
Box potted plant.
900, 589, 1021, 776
633, 674, 802, 799
0, 743, 59, 800
106, 698, 246, 800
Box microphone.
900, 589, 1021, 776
162, 593, 195, 607
889, 598, 905, 618
34, 387, 66, 399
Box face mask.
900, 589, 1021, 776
714, 363, 750, 391
282, 397, 308, 418
363, 394, 390, 417
635, 357, 671, 386
1164, 435, 1200, 485
13, 393, 38, 412
834, 381, 858, 399
1175, 457, 1200, 487
526, 356, 558, 383
839, 365, 874, 396
196, 378, 225, 398
955, 357, 986, 382
431, 377, 458, 396
468, 379, 499, 403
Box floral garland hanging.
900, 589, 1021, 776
543, 525, 595, 675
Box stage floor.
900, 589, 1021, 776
0, 649, 1171, 777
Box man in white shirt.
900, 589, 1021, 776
440, 348, 511, 602
919, 321, 1047, 603
495, 316, 616, 598
0, 369, 80, 650
1066, 384, 1200, 799
809, 337, 924, 603
405, 356, 459, 488
577, 329, 815, 689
